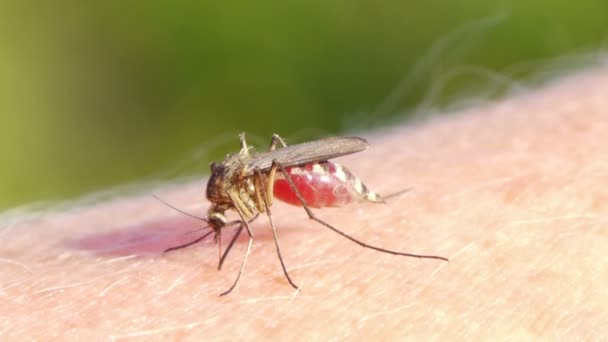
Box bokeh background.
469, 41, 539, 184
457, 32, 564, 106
1, 1, 607, 210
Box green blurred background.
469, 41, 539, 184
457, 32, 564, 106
1, 1, 607, 210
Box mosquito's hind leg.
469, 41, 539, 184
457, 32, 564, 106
238, 132, 254, 154
273, 160, 449, 262
268, 134, 288, 151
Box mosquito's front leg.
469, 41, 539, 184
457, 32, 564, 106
217, 214, 260, 271
254, 167, 299, 290
220, 192, 256, 296
218, 222, 243, 270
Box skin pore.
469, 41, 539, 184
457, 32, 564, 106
1, 64, 608, 340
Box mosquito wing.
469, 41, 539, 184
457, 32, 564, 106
246, 136, 368, 175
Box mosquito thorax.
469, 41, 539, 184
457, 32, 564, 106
206, 157, 239, 206
206, 150, 259, 221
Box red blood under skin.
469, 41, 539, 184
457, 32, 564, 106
273, 161, 355, 208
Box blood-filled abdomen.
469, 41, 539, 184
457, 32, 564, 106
273, 161, 381, 208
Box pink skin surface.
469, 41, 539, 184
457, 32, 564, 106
1, 65, 608, 340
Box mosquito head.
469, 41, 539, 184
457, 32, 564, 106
207, 205, 228, 229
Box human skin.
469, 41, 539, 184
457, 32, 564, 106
1, 64, 608, 340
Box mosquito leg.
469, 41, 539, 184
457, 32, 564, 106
218, 223, 243, 270
254, 167, 299, 290
220, 232, 253, 296
163, 229, 214, 254
239, 132, 249, 151
217, 215, 260, 270
382, 187, 413, 201
263, 163, 277, 206
268, 133, 288, 151
220, 224, 253, 296
273, 160, 449, 262
220, 192, 256, 296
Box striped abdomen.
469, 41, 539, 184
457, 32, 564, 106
273, 161, 382, 208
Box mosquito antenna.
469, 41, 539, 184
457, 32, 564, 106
152, 195, 208, 222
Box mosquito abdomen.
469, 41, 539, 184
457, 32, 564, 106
273, 161, 382, 208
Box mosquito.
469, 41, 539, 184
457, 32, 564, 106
161, 133, 448, 296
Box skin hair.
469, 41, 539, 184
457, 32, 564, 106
1, 64, 608, 340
